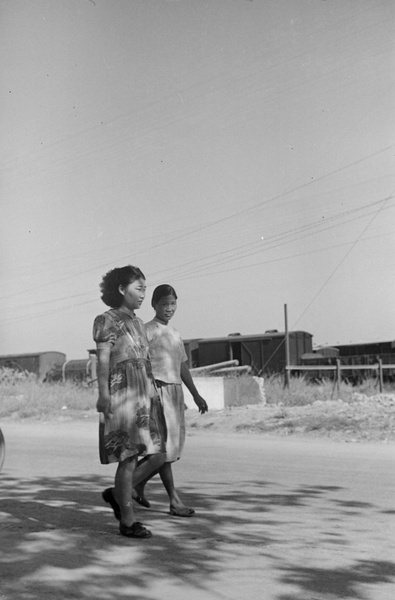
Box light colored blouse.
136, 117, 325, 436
145, 317, 187, 384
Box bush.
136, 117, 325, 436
0, 368, 96, 419
0, 367, 36, 385
264, 374, 393, 406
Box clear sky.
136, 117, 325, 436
1, 0, 394, 360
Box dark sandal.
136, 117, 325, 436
102, 487, 121, 521
169, 505, 195, 517
133, 492, 151, 509
120, 521, 152, 538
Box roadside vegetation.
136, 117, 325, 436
1, 368, 394, 441
0, 368, 96, 420
263, 373, 395, 405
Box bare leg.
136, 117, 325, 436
113, 453, 166, 526
133, 453, 166, 487
114, 456, 137, 527
133, 466, 158, 507
134, 461, 194, 514
133, 456, 162, 506
158, 462, 192, 510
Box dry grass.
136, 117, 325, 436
185, 374, 395, 442
263, 374, 394, 406
1, 369, 394, 443
0, 368, 96, 420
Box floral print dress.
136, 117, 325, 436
93, 309, 167, 464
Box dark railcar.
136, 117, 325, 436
302, 341, 395, 382
184, 331, 313, 376
333, 340, 395, 365
333, 340, 395, 382
333, 340, 395, 356
301, 346, 340, 381
183, 339, 201, 369
0, 351, 66, 381
45, 350, 97, 384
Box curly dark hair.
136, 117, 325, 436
151, 284, 178, 307
99, 265, 145, 308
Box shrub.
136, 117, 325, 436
0, 368, 96, 419
264, 374, 392, 406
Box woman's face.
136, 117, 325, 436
153, 294, 177, 324
119, 278, 146, 312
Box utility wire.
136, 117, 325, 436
258, 192, 395, 373
291, 192, 395, 329
1, 145, 392, 302
1, 227, 393, 325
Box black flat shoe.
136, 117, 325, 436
133, 492, 151, 509
119, 521, 152, 538
102, 487, 121, 521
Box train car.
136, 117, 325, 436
44, 350, 97, 384
183, 339, 201, 369
333, 340, 395, 382
301, 346, 339, 381
333, 340, 395, 362
184, 330, 313, 376
0, 351, 66, 381
300, 341, 395, 383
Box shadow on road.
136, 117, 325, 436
0, 474, 394, 599
278, 561, 395, 600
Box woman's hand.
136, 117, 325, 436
96, 394, 112, 417
194, 394, 208, 414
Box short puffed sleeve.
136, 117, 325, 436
93, 313, 116, 349
145, 319, 159, 344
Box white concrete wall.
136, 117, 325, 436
182, 376, 225, 411
182, 375, 265, 411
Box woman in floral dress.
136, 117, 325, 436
93, 265, 167, 538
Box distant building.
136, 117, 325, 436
184, 331, 312, 375
0, 351, 66, 381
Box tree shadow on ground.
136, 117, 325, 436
278, 560, 395, 600
0, 475, 394, 600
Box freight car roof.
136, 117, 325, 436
185, 331, 312, 344
333, 340, 395, 349
0, 351, 66, 359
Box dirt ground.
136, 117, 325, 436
185, 392, 395, 443
0, 408, 394, 600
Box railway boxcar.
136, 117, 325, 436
44, 350, 97, 384
0, 351, 66, 381
333, 340, 395, 362
183, 339, 201, 369
333, 340, 395, 382
301, 346, 339, 381
184, 330, 312, 376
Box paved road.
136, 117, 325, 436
0, 420, 394, 600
